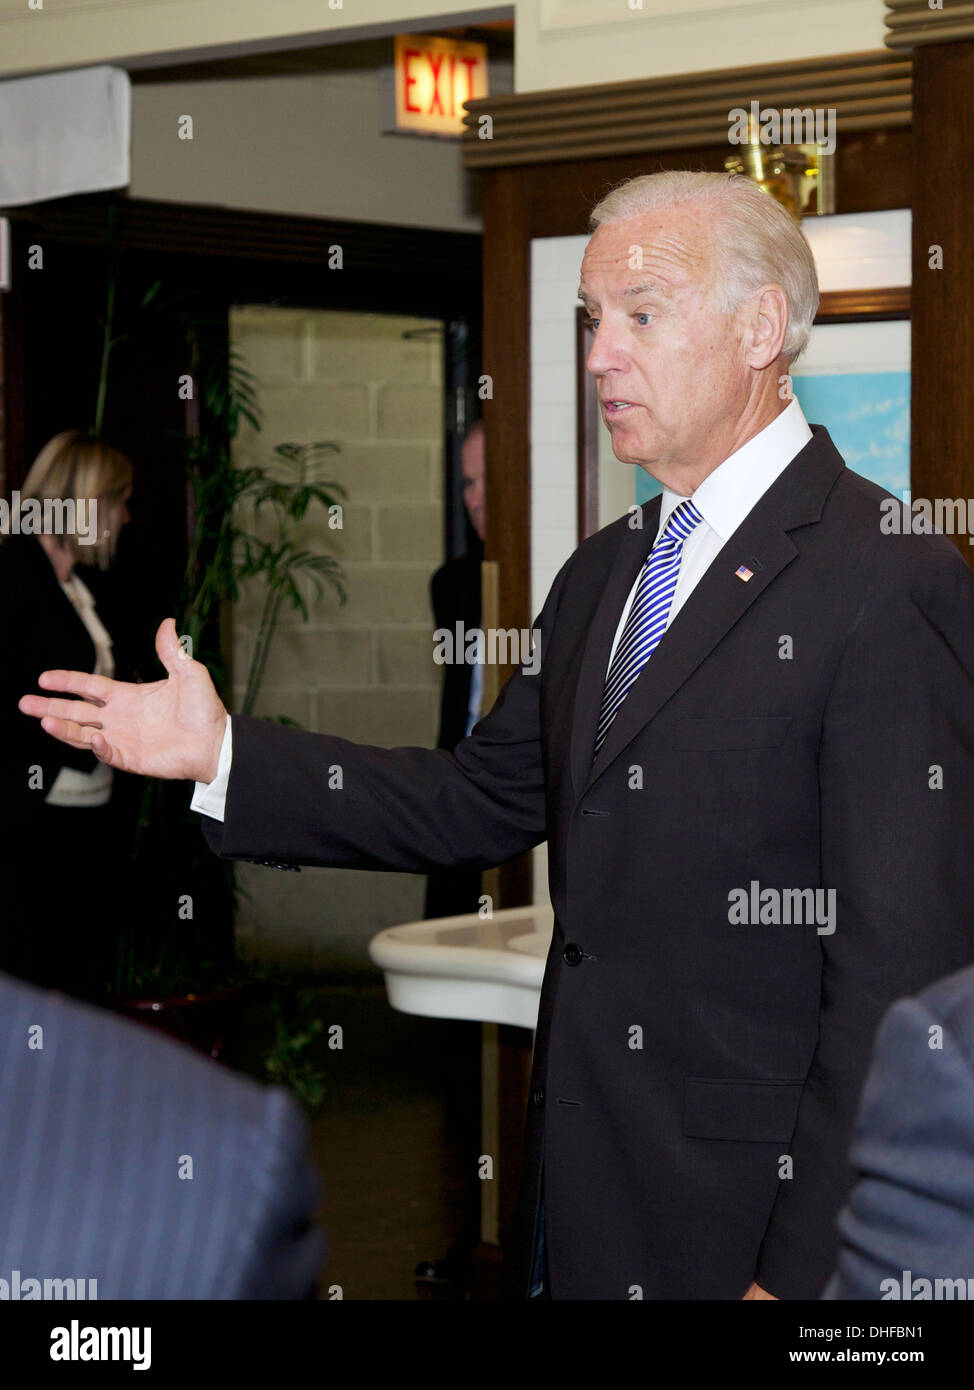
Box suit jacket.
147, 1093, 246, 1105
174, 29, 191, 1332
0, 535, 146, 991
431, 545, 483, 752
0, 971, 326, 1298
0, 534, 100, 833
425, 545, 483, 919
823, 963, 974, 1301
201, 426, 974, 1299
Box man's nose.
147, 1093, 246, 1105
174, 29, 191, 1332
585, 321, 627, 376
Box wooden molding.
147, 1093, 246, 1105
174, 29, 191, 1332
886, 0, 974, 50
815, 286, 910, 322
7, 195, 482, 284
462, 49, 911, 169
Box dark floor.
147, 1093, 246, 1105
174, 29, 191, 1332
234, 979, 479, 1300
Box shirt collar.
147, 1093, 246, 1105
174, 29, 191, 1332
656, 397, 813, 543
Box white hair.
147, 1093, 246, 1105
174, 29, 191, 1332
588, 170, 819, 366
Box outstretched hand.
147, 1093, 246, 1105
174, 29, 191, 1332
19, 618, 228, 784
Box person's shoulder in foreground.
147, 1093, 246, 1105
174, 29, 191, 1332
0, 970, 326, 1299
823, 962, 974, 1301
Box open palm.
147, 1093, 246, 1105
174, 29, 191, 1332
19, 617, 228, 783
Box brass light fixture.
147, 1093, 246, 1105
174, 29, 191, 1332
725, 113, 835, 220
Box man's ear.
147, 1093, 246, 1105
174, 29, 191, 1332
746, 285, 789, 370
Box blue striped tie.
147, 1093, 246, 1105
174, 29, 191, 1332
594, 498, 704, 756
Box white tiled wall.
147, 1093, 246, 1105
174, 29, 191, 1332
530, 236, 588, 905
530, 234, 589, 616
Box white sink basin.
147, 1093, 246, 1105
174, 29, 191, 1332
369, 904, 554, 1029
507, 931, 551, 959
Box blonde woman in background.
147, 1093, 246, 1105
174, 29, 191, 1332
0, 429, 133, 999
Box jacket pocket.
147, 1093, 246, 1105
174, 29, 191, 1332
673, 716, 792, 751
683, 1076, 804, 1143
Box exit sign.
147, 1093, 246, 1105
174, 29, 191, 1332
393, 34, 488, 137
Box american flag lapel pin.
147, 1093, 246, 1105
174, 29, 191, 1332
735, 564, 754, 582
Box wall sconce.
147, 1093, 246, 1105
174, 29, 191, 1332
725, 114, 835, 220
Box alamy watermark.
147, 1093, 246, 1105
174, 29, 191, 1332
50, 1320, 150, 1370
728, 880, 836, 935
727, 101, 836, 156
0, 1268, 97, 1299
880, 493, 974, 544
0, 493, 98, 545
882, 1270, 974, 1300
433, 623, 540, 674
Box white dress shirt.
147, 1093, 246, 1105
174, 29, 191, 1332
606, 397, 812, 674
192, 398, 813, 824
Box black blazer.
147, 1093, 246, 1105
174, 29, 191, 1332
201, 426, 974, 1299
0, 535, 100, 833
424, 546, 484, 919
431, 545, 482, 752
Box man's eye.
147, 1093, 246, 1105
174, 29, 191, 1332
635, 313, 652, 326
584, 316, 599, 330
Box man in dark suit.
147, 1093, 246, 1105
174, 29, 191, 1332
424, 417, 485, 921
823, 963, 974, 1301
21, 171, 974, 1300
0, 970, 325, 1298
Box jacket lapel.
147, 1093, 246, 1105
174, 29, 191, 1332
569, 425, 846, 801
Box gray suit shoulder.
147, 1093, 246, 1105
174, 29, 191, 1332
902, 962, 974, 1053
822, 963, 974, 1300
0, 972, 324, 1299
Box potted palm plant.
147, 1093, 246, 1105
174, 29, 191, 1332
92, 259, 344, 1088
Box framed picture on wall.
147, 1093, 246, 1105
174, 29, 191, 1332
576, 286, 912, 543
790, 287, 910, 498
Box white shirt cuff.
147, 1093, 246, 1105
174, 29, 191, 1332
190, 714, 232, 822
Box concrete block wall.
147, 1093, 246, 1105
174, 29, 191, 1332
229, 306, 445, 973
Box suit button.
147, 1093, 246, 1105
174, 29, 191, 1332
563, 942, 583, 966
533, 1086, 545, 1108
